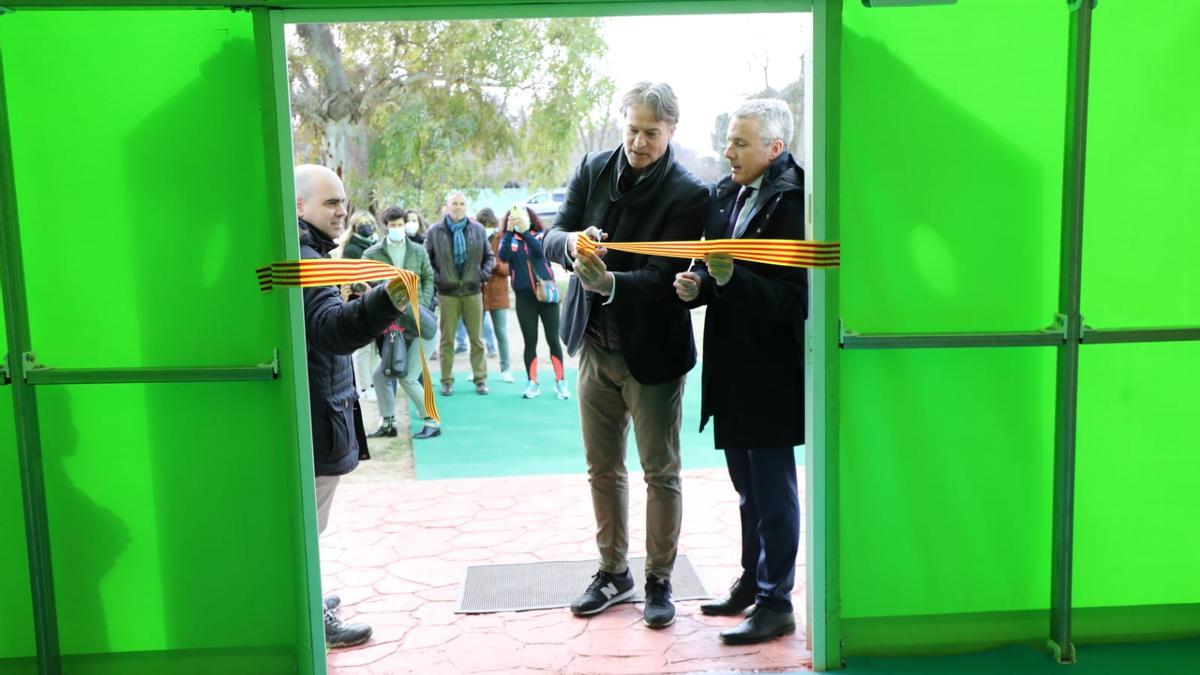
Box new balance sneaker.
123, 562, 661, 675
569, 568, 635, 616
324, 607, 372, 649
554, 380, 571, 400
522, 381, 541, 399
643, 575, 675, 628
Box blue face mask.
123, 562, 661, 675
387, 228, 406, 243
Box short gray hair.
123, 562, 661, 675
733, 98, 794, 148
621, 81, 679, 125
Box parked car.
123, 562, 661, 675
522, 189, 567, 227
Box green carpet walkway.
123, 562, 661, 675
413, 367, 803, 480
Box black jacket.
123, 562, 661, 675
342, 232, 375, 260
690, 152, 808, 449
300, 218, 403, 475
543, 145, 709, 385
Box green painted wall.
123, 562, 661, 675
839, 0, 1064, 628
838, 0, 1200, 653
1074, 0, 1200, 611
0, 297, 37, 673
0, 9, 312, 674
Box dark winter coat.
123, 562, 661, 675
424, 216, 495, 297
542, 144, 710, 385
300, 218, 403, 475
342, 232, 375, 260
691, 152, 808, 449
498, 229, 554, 296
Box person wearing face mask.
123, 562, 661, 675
498, 205, 568, 399
342, 210, 379, 260
364, 207, 440, 440
402, 209, 427, 244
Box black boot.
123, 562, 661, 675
367, 419, 397, 438
700, 574, 757, 616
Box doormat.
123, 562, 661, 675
456, 555, 710, 613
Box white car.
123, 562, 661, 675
522, 189, 567, 227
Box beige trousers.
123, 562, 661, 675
438, 293, 487, 385
578, 341, 685, 581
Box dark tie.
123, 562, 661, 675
727, 185, 755, 238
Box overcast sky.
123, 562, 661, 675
599, 12, 811, 157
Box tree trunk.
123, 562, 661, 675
295, 24, 370, 206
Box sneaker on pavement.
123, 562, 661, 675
569, 568, 635, 616
643, 575, 675, 628
325, 607, 372, 649
475, 381, 489, 395
554, 380, 571, 400
440, 382, 453, 396
499, 369, 515, 383
522, 381, 541, 399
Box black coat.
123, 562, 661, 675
300, 219, 403, 475
543, 144, 710, 385
692, 153, 808, 449
342, 232, 374, 260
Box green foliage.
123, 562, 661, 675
289, 19, 612, 217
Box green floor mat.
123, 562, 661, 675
413, 367, 803, 480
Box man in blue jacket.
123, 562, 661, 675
674, 100, 808, 644
294, 164, 411, 648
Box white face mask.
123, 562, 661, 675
404, 223, 419, 237
387, 228, 406, 243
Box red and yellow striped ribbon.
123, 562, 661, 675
257, 258, 439, 423
576, 235, 840, 268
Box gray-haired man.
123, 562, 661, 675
542, 82, 710, 628
675, 99, 807, 644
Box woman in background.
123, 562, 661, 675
498, 205, 568, 400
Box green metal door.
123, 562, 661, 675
0, 8, 323, 675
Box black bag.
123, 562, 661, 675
379, 327, 408, 378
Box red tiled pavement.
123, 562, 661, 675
321, 469, 811, 674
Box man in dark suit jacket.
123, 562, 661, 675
542, 81, 709, 629
674, 99, 808, 644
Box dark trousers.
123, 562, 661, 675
514, 292, 564, 380
725, 447, 800, 613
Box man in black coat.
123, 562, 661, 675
674, 100, 808, 644
294, 164, 411, 648
542, 81, 709, 629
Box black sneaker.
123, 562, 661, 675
569, 568, 635, 616
325, 607, 372, 649
643, 575, 675, 628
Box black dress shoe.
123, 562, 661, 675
700, 575, 756, 616
719, 606, 796, 645
367, 422, 397, 438
413, 425, 441, 440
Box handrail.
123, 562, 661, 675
22, 350, 279, 385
